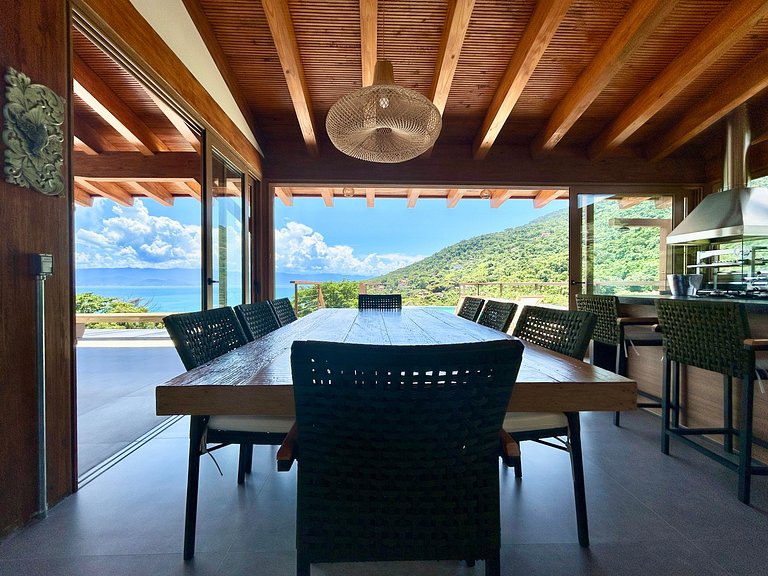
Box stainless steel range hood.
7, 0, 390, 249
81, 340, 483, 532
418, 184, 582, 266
667, 105, 768, 245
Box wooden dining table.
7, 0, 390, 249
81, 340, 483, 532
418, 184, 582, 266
155, 307, 637, 417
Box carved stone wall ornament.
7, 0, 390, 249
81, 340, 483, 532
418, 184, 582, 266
2, 67, 65, 196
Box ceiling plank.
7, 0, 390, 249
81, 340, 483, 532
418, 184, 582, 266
320, 189, 334, 207
533, 0, 675, 154
75, 177, 134, 206
533, 189, 565, 208
73, 136, 99, 156
472, 0, 571, 160
73, 53, 170, 155
73, 151, 201, 181
262, 0, 319, 156
360, 0, 377, 87
73, 185, 94, 207
406, 188, 420, 208
146, 90, 202, 154
366, 189, 375, 208
275, 187, 294, 206
647, 47, 768, 161
446, 188, 463, 208
123, 181, 175, 206
430, 0, 475, 116
589, 0, 768, 159
181, 0, 264, 152
490, 189, 513, 208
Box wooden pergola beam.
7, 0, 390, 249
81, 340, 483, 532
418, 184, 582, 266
275, 187, 294, 206
73, 184, 94, 207
122, 181, 175, 206
589, 0, 768, 159
146, 90, 202, 154
184, 180, 202, 201
320, 189, 334, 207
75, 177, 134, 206
647, 47, 768, 161
533, 0, 674, 154
446, 188, 463, 208
406, 189, 419, 208
360, 0, 377, 87
430, 0, 475, 116
73, 112, 112, 153
366, 189, 375, 208
73, 151, 201, 181
73, 53, 170, 155
73, 136, 99, 156
490, 189, 513, 209
473, 0, 571, 160
617, 196, 650, 209
533, 189, 565, 208
262, 0, 319, 156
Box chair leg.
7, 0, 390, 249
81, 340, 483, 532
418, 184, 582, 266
297, 552, 311, 576
661, 357, 671, 455
184, 416, 206, 560
237, 444, 249, 484
485, 550, 500, 576
244, 443, 254, 473
614, 341, 627, 427
724, 375, 734, 453
565, 412, 589, 547
738, 374, 755, 504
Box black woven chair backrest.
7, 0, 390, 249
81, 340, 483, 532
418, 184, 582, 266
290, 338, 523, 564
357, 293, 402, 310
513, 305, 596, 360
575, 293, 621, 346
477, 300, 517, 332
270, 297, 297, 326
163, 307, 248, 371
457, 296, 485, 321
234, 301, 280, 341
655, 299, 753, 376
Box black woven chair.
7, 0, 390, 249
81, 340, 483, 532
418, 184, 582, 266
476, 299, 517, 332
270, 297, 297, 325
163, 307, 293, 560
656, 299, 768, 504
502, 305, 597, 547
234, 301, 281, 341
357, 293, 403, 309
576, 293, 662, 426
457, 296, 485, 321
283, 339, 524, 576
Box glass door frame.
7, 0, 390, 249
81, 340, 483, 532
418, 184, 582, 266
567, 185, 694, 309
202, 131, 256, 310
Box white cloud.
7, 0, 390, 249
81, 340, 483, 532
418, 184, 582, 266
275, 221, 423, 276
75, 199, 201, 269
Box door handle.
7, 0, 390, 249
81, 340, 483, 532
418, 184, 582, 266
570, 281, 585, 285
207, 278, 219, 285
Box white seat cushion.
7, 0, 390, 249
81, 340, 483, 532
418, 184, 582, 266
208, 415, 294, 434
503, 411, 568, 433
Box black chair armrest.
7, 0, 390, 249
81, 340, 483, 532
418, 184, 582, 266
617, 316, 658, 326
276, 423, 298, 471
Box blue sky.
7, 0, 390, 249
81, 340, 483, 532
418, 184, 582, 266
75, 195, 565, 276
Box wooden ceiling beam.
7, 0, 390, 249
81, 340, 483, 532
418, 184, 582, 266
146, 90, 202, 154
73, 53, 170, 155
184, 180, 202, 201
122, 181, 175, 206
262, 0, 319, 156
75, 177, 134, 206
446, 188, 463, 208
617, 196, 650, 209
589, 0, 768, 159
533, 189, 565, 208
490, 189, 513, 208
73, 184, 94, 207
320, 189, 334, 207
73, 151, 201, 181
648, 47, 768, 161
473, 0, 571, 160
73, 136, 99, 156
360, 0, 377, 87
275, 187, 294, 206
181, 0, 264, 152
533, 0, 675, 154
406, 189, 419, 208
366, 189, 375, 208
430, 0, 475, 116
73, 112, 112, 153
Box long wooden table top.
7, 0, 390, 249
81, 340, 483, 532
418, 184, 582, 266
155, 307, 637, 416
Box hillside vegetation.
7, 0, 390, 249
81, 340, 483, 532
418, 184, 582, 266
297, 200, 669, 311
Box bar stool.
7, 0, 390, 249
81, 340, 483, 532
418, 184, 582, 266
575, 293, 662, 426
655, 298, 768, 504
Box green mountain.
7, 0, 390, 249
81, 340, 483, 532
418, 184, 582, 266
368, 201, 668, 306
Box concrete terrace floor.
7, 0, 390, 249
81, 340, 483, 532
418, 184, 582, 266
1, 409, 768, 575
76, 329, 184, 478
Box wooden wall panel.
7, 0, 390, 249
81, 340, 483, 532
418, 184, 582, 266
0, 0, 73, 536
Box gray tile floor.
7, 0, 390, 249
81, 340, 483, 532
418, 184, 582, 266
2, 409, 767, 575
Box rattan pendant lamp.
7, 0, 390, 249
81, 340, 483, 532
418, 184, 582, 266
326, 59, 442, 163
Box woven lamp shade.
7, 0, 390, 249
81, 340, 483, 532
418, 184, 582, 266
326, 60, 442, 163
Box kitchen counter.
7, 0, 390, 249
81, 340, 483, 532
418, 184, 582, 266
616, 293, 768, 312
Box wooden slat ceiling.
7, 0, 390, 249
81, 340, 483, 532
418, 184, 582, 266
73, 0, 768, 208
